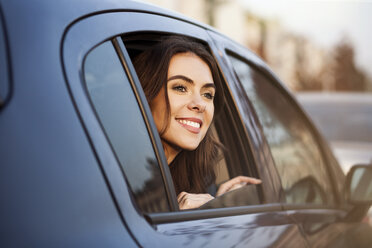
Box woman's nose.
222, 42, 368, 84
187, 95, 206, 113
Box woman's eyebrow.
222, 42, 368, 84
203, 83, 216, 89
167, 75, 193, 83
168, 75, 215, 89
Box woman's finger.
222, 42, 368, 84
216, 176, 261, 196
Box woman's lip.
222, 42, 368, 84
175, 117, 203, 134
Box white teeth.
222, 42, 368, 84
178, 119, 200, 128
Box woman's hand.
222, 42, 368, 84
177, 176, 261, 210
216, 176, 261, 197
177, 192, 215, 210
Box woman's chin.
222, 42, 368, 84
162, 134, 204, 151
178, 142, 200, 151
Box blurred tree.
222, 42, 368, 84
293, 37, 368, 92
332, 39, 367, 91
294, 37, 324, 91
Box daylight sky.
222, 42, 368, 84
240, 0, 372, 77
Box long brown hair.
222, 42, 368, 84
133, 35, 224, 194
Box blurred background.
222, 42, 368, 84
140, 0, 372, 174
141, 0, 372, 92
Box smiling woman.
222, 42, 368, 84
133, 36, 261, 209
151, 52, 215, 161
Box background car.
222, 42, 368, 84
1, 0, 372, 247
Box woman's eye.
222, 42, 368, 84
203, 92, 214, 100
173, 85, 187, 92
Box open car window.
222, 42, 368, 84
82, 33, 265, 215
122, 33, 263, 210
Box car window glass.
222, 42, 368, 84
228, 54, 333, 205
84, 41, 169, 213
0, 13, 9, 107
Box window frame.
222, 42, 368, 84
62, 11, 293, 246
223, 48, 344, 209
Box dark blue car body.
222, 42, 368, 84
1, 0, 371, 247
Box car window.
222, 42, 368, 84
123, 34, 262, 210
81, 33, 265, 218
0, 10, 9, 107
83, 40, 170, 213
228, 54, 334, 205
123, 33, 262, 211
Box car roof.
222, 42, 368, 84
0, 0, 218, 36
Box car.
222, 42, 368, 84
1, 0, 372, 247
296, 92, 372, 173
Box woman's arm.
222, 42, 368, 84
177, 192, 214, 210
177, 176, 261, 210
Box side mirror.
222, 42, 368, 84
345, 164, 372, 205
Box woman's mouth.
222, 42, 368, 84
176, 118, 202, 134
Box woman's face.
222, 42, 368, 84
151, 52, 215, 153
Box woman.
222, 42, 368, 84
134, 36, 261, 210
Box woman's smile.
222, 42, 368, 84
176, 117, 203, 134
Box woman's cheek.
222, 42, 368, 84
205, 104, 214, 127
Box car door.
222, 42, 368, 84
63, 8, 310, 247
217, 31, 372, 247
